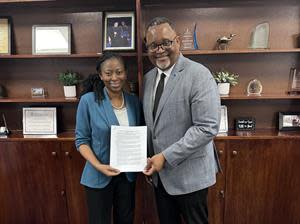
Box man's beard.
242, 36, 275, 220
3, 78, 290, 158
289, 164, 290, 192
156, 57, 170, 70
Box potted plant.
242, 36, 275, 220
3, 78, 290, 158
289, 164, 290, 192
213, 70, 239, 95
58, 71, 79, 98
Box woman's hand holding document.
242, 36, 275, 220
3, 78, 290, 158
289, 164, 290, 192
110, 125, 147, 172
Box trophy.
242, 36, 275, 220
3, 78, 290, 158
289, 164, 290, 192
181, 23, 199, 50
287, 68, 300, 95
249, 22, 270, 49
181, 28, 194, 50
247, 79, 263, 96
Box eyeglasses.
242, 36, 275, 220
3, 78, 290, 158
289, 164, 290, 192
147, 37, 177, 52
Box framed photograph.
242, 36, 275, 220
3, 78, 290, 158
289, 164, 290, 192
103, 12, 135, 50
23, 107, 57, 135
0, 17, 11, 55
31, 87, 45, 98
279, 112, 300, 131
219, 105, 228, 133
32, 24, 71, 55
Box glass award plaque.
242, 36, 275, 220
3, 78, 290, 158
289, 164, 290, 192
249, 22, 269, 49
181, 28, 194, 50
287, 68, 300, 95
247, 79, 262, 96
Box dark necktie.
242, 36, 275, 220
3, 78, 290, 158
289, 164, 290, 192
153, 73, 166, 119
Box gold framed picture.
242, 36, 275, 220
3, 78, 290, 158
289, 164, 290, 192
0, 18, 11, 55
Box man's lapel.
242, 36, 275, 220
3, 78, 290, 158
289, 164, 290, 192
144, 68, 157, 125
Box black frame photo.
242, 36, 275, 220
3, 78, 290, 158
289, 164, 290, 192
279, 112, 300, 131
103, 12, 135, 51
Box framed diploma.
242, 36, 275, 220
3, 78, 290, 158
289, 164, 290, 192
23, 107, 57, 135
0, 18, 11, 55
32, 24, 71, 55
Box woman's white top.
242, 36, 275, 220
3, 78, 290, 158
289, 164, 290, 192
113, 107, 129, 126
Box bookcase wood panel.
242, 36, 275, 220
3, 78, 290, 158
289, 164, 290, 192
0, 57, 138, 99
224, 99, 300, 129
142, 5, 300, 50
1, 12, 102, 54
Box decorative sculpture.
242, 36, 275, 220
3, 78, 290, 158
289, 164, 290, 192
217, 34, 236, 50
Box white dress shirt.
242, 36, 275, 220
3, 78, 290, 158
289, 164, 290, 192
152, 64, 176, 105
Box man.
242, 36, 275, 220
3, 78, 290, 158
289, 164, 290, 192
143, 17, 221, 224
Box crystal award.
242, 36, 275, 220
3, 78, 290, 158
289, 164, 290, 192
249, 22, 270, 49
181, 28, 194, 50
287, 68, 300, 95
247, 79, 263, 96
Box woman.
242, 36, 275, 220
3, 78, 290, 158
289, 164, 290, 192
75, 52, 143, 224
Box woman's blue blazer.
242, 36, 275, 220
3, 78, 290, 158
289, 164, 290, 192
75, 90, 143, 188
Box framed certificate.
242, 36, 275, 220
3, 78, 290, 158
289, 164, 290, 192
23, 107, 57, 135
0, 18, 11, 55
32, 24, 71, 55
219, 105, 228, 133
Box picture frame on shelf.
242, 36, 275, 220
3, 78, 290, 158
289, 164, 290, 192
32, 24, 71, 55
0, 17, 11, 55
23, 107, 57, 136
219, 105, 228, 133
279, 112, 300, 131
103, 11, 135, 51
31, 87, 45, 98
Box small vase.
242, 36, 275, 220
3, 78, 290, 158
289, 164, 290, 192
218, 83, 230, 95
63, 85, 76, 98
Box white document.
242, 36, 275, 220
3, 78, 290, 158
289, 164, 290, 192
110, 125, 147, 172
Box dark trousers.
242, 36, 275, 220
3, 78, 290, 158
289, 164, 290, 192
85, 173, 135, 224
154, 176, 208, 224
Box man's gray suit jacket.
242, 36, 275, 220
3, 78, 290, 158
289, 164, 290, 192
143, 54, 221, 195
